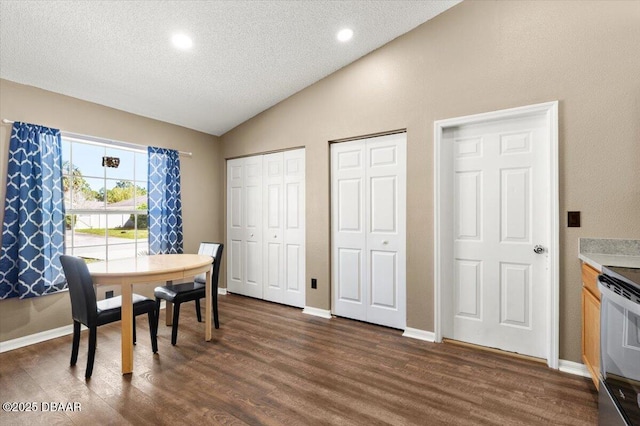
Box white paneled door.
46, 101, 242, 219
447, 113, 550, 359
262, 150, 306, 307
243, 155, 264, 299
226, 157, 245, 295
227, 149, 305, 308
331, 133, 406, 329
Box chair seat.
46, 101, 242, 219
96, 294, 156, 326
154, 282, 205, 304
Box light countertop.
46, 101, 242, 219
579, 238, 640, 271
578, 253, 640, 271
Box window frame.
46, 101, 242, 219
62, 135, 149, 262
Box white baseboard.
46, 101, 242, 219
558, 359, 591, 378
0, 324, 80, 353
402, 327, 436, 342
218, 287, 227, 295
302, 306, 332, 319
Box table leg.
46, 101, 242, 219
121, 283, 134, 374
205, 270, 212, 341
165, 302, 173, 326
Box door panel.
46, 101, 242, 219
500, 262, 531, 327
455, 259, 481, 319
263, 152, 284, 303
243, 155, 263, 299
500, 168, 530, 242
338, 179, 362, 231
282, 149, 305, 308
246, 241, 261, 286
227, 158, 244, 294
286, 183, 300, 229
266, 243, 281, 289
370, 251, 397, 308
450, 114, 548, 359
286, 244, 300, 292
337, 248, 363, 302
230, 240, 242, 282
455, 171, 481, 240
370, 176, 396, 233
365, 134, 406, 329
332, 141, 367, 320
331, 134, 406, 329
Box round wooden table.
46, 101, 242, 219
88, 254, 213, 374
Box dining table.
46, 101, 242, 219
87, 253, 214, 375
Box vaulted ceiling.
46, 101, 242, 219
0, 1, 461, 135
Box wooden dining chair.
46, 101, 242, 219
154, 243, 224, 345
60, 255, 158, 378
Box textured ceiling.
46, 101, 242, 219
0, 1, 461, 136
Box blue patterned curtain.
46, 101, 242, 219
148, 146, 183, 254
0, 122, 67, 299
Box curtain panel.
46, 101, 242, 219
148, 146, 183, 254
0, 122, 67, 299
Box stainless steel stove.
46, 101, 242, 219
598, 266, 640, 426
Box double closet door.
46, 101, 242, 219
331, 133, 407, 329
227, 149, 306, 308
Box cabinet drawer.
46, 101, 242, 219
582, 263, 600, 300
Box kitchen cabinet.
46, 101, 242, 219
581, 262, 600, 390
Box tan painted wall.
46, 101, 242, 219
0, 79, 224, 343
221, 1, 640, 362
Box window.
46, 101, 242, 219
62, 137, 148, 261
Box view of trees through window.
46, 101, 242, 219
62, 137, 148, 261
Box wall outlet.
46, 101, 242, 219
311, 278, 317, 289
105, 290, 114, 299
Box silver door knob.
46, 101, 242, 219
250, 233, 254, 238
382, 240, 389, 245
533, 245, 545, 254
274, 234, 277, 238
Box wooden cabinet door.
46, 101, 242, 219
582, 286, 600, 390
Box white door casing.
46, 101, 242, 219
434, 102, 559, 368
331, 133, 407, 329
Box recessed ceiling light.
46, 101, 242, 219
337, 28, 353, 42
172, 33, 193, 50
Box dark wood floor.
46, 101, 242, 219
0, 294, 598, 425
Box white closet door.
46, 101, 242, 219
331, 134, 406, 329
243, 155, 263, 299
282, 149, 305, 308
227, 150, 306, 307
227, 158, 244, 294
332, 140, 368, 321
364, 134, 406, 329
263, 152, 285, 304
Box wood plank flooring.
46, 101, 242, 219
0, 294, 598, 425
